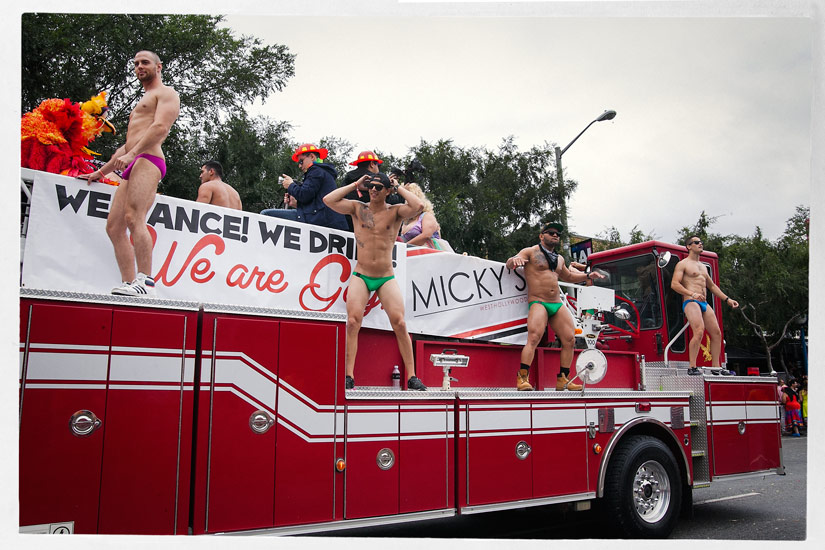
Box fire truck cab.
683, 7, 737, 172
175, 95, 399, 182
586, 241, 727, 370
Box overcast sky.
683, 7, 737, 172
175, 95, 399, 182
218, 6, 813, 243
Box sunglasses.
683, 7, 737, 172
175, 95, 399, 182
363, 182, 387, 191
543, 231, 560, 237
689, 240, 703, 245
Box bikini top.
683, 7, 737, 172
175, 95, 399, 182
401, 213, 440, 242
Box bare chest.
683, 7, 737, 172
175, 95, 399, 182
525, 248, 559, 281
683, 261, 707, 280
356, 204, 398, 233
128, 94, 158, 128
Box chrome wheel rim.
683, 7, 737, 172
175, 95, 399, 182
632, 460, 671, 523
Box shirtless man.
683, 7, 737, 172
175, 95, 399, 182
79, 50, 180, 296
324, 173, 428, 391
671, 236, 739, 375
197, 160, 242, 210
506, 222, 606, 391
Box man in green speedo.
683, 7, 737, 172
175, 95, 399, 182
324, 172, 427, 391
506, 222, 606, 391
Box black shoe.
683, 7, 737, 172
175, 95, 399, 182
345, 376, 354, 390
687, 367, 701, 376
407, 376, 427, 391
719, 369, 734, 376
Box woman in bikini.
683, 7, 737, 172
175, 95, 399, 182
398, 183, 442, 248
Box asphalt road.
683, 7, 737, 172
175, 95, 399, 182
307, 433, 807, 541
671, 434, 806, 540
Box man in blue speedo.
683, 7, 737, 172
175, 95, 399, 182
506, 222, 606, 391
324, 172, 427, 391
671, 236, 739, 375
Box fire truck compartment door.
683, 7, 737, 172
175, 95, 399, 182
98, 308, 193, 534
19, 302, 111, 534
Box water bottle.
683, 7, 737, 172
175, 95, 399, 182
392, 365, 401, 390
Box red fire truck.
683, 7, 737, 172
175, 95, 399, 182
18, 170, 783, 537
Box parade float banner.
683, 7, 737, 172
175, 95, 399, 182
21, 170, 529, 342
21, 171, 401, 330
404, 248, 529, 344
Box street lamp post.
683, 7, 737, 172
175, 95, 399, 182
554, 109, 616, 255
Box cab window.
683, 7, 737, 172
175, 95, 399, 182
592, 254, 663, 331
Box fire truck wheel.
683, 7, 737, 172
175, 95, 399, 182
602, 434, 682, 538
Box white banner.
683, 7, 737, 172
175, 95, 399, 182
404, 249, 529, 344
21, 170, 402, 330
21, 170, 530, 342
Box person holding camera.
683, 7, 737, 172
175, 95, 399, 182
323, 172, 428, 391
261, 143, 348, 231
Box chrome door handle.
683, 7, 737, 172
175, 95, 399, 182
69, 410, 101, 437
249, 410, 275, 434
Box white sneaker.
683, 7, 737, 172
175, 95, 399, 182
111, 277, 156, 297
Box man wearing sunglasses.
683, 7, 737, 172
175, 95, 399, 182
341, 150, 403, 231
324, 173, 428, 391
671, 236, 739, 375
506, 222, 606, 391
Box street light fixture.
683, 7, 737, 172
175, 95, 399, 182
554, 109, 617, 255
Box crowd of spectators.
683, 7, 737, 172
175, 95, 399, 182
778, 372, 808, 436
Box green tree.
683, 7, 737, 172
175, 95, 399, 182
195, 114, 296, 213
22, 13, 296, 204
22, 14, 294, 121
402, 137, 571, 259
594, 225, 658, 251
675, 210, 730, 253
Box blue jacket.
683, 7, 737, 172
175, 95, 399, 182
287, 162, 348, 231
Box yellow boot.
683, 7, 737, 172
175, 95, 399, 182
556, 374, 582, 391
516, 369, 534, 391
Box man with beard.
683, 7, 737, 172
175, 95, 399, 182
80, 50, 180, 296
324, 172, 427, 391
506, 222, 606, 391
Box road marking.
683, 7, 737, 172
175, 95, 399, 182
695, 492, 760, 505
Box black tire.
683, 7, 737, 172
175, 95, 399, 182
602, 435, 683, 538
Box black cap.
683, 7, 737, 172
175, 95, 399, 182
541, 221, 564, 233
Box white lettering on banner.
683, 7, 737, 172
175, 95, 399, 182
22, 170, 531, 342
